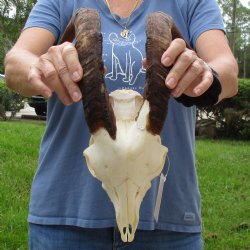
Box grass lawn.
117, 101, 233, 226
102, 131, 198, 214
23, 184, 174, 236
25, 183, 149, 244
196, 140, 250, 249
0, 121, 249, 249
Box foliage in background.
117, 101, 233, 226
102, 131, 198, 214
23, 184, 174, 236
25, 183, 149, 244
197, 79, 250, 140
0, 79, 25, 120
0, 0, 36, 73
217, 0, 250, 78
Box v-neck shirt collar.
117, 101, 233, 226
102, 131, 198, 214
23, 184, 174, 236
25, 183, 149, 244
96, 0, 149, 25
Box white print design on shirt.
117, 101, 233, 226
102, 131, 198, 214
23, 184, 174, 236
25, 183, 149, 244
104, 32, 146, 86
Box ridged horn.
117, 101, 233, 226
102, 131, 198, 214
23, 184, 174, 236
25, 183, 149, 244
143, 12, 174, 135
60, 8, 117, 140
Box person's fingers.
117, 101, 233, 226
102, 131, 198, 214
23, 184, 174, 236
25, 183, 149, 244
142, 58, 147, 69
38, 54, 73, 105
48, 45, 82, 102
28, 66, 52, 98
193, 68, 214, 96
165, 49, 197, 89
161, 38, 186, 67
61, 42, 83, 82
27, 42, 84, 105
171, 58, 204, 97
103, 65, 107, 75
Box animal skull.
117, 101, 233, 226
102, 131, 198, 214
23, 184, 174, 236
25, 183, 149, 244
60, 8, 181, 242
84, 90, 168, 242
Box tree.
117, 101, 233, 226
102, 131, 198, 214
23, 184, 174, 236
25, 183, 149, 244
217, 0, 250, 78
0, 0, 36, 73
231, 0, 237, 54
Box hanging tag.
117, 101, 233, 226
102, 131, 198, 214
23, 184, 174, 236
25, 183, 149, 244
154, 173, 166, 222
154, 156, 170, 222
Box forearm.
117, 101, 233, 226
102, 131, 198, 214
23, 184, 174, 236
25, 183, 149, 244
208, 58, 238, 103
4, 48, 40, 97
196, 30, 238, 103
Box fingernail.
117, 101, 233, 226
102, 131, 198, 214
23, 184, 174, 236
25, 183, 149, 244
166, 78, 175, 88
162, 56, 171, 66
44, 91, 51, 98
72, 71, 80, 81
72, 91, 82, 102
194, 88, 202, 96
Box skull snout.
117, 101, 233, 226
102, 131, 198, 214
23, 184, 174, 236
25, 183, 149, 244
121, 224, 134, 242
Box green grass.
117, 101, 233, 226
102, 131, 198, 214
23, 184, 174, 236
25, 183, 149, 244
196, 140, 250, 249
0, 121, 45, 250
0, 121, 249, 249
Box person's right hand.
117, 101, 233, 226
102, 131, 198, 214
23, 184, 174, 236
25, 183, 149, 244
28, 42, 83, 105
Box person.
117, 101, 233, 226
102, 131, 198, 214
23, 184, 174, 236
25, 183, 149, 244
4, 0, 238, 249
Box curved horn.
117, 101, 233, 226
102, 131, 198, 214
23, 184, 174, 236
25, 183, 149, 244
144, 12, 182, 135
60, 8, 117, 139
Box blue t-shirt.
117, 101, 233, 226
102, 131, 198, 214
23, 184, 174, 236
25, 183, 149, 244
25, 0, 224, 233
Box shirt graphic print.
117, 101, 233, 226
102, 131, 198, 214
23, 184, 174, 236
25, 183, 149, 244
103, 31, 146, 87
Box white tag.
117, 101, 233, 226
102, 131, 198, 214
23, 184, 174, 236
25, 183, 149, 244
154, 156, 170, 222
154, 173, 166, 222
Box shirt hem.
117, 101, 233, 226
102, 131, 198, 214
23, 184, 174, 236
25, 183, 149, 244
28, 215, 202, 233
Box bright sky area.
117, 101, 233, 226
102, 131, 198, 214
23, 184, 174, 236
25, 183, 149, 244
240, 0, 250, 8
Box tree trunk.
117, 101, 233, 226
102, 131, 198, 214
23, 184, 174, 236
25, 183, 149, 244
243, 46, 246, 79
231, 0, 237, 55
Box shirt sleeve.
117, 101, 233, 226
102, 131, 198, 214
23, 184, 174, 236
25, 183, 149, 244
187, 0, 225, 48
24, 0, 61, 41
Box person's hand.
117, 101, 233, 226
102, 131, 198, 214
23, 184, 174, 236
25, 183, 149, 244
161, 38, 214, 98
28, 42, 83, 105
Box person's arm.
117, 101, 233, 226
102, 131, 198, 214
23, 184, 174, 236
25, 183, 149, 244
161, 30, 238, 104
196, 30, 238, 102
4, 27, 83, 105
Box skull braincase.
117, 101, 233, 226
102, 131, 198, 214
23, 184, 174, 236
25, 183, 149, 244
84, 90, 168, 242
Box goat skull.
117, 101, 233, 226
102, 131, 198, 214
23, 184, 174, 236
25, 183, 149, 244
60, 8, 181, 242
84, 90, 168, 242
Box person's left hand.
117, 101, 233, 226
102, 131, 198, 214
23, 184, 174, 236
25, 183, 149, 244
161, 38, 214, 98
